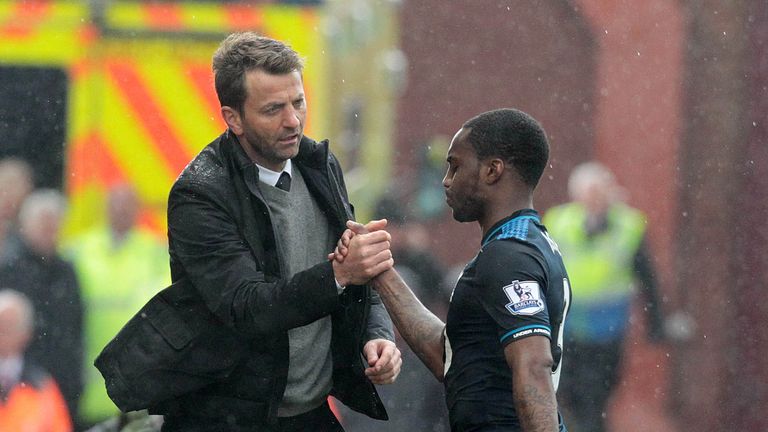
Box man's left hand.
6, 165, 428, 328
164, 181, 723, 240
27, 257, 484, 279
362, 339, 402, 385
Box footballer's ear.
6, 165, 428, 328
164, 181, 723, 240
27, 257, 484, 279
221, 106, 243, 135
483, 158, 505, 185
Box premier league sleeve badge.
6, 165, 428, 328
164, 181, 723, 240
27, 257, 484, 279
503, 280, 545, 316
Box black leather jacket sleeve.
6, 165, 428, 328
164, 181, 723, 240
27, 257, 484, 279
167, 178, 341, 339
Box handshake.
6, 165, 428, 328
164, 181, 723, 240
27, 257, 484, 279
329, 219, 393, 287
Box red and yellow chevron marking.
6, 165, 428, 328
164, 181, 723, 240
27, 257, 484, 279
0, 0, 51, 38
105, 2, 269, 34
0, 1, 92, 65
65, 40, 223, 236
0, 1, 328, 239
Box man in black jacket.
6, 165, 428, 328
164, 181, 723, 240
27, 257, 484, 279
158, 33, 401, 431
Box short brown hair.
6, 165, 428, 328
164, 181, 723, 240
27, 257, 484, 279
212, 32, 304, 112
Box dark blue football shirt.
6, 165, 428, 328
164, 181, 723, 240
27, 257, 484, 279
443, 209, 571, 431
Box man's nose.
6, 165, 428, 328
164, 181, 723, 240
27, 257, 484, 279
283, 107, 301, 128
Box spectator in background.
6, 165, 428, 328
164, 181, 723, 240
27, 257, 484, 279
0, 289, 72, 432
0, 158, 34, 257
0, 189, 84, 420
338, 194, 450, 432
64, 183, 169, 428
543, 162, 665, 432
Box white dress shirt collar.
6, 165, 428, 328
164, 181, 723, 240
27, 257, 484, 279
255, 159, 293, 187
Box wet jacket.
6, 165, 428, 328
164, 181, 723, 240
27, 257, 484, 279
154, 131, 392, 425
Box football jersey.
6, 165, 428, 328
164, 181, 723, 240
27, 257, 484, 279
443, 209, 571, 431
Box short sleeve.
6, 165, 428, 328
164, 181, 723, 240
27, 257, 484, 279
474, 240, 552, 346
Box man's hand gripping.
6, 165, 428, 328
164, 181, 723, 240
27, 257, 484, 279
329, 219, 402, 384
331, 220, 393, 287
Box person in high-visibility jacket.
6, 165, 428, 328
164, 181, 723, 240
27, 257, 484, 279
0, 289, 73, 432
543, 162, 664, 432
64, 184, 170, 428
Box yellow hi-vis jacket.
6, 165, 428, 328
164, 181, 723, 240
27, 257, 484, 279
64, 226, 170, 424
543, 202, 646, 342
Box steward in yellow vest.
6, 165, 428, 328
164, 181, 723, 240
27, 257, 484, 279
543, 162, 664, 432
544, 201, 661, 342
63, 185, 169, 428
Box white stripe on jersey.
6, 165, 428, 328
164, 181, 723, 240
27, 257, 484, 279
551, 277, 571, 391
443, 327, 453, 377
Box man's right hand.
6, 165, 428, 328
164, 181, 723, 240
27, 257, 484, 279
332, 227, 393, 287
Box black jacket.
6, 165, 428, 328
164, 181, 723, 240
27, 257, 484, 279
147, 131, 392, 425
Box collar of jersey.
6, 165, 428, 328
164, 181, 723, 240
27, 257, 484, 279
481, 209, 540, 247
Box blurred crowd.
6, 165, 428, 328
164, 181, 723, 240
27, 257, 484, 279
0, 157, 168, 431
0, 155, 671, 432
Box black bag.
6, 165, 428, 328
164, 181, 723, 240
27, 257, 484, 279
94, 279, 248, 412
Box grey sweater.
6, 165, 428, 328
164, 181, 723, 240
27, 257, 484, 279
259, 167, 338, 417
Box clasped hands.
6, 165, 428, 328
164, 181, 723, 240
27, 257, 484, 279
329, 219, 392, 287
329, 219, 400, 384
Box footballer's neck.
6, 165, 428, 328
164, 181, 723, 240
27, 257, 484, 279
479, 194, 534, 237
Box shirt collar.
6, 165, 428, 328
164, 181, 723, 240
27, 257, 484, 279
0, 355, 23, 384
481, 208, 540, 246
254, 159, 293, 187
